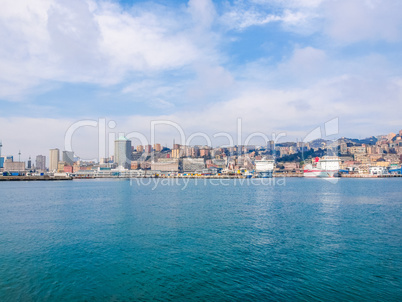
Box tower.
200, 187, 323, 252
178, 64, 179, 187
114, 137, 132, 169
49, 149, 60, 172
0, 140, 3, 169
36, 155, 46, 171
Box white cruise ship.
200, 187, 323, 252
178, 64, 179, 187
303, 156, 341, 178
255, 158, 275, 178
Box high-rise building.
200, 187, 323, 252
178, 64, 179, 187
144, 145, 152, 154
62, 151, 74, 165
0, 140, 3, 169
49, 149, 59, 172
154, 143, 162, 152
114, 138, 132, 169
36, 155, 46, 171
200, 148, 210, 157
136, 145, 144, 152
172, 149, 181, 158
27, 157, 32, 169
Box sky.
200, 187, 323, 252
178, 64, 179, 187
0, 0, 402, 161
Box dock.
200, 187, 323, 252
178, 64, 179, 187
0, 176, 73, 181
340, 174, 402, 178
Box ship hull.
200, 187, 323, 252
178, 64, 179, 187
303, 169, 338, 178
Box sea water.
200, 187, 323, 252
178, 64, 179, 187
0, 178, 401, 301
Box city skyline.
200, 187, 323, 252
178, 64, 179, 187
0, 0, 402, 160
1, 127, 401, 166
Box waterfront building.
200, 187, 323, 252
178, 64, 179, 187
57, 162, 65, 173
63, 165, 73, 173
151, 159, 179, 172
49, 149, 60, 172
4, 161, 25, 172
182, 158, 205, 172
114, 138, 132, 169
369, 166, 388, 175
0, 143, 5, 168
36, 155, 46, 171
212, 159, 227, 169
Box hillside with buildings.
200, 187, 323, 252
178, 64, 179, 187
1, 130, 402, 177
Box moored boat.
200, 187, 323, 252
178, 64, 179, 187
303, 156, 340, 178
255, 158, 275, 178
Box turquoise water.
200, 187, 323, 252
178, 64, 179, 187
0, 178, 401, 301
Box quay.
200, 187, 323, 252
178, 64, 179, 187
2, 174, 400, 181
0, 176, 73, 181
71, 173, 402, 179
340, 174, 402, 178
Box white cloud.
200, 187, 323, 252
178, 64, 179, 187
187, 0, 216, 29
186, 64, 235, 100
0, 0, 217, 99
2, 68, 401, 160
323, 0, 402, 43
221, 0, 402, 43
220, 0, 319, 32
221, 9, 281, 30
